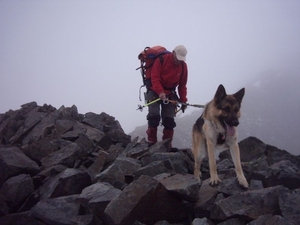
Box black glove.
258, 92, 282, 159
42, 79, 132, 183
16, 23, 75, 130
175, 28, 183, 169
181, 104, 187, 113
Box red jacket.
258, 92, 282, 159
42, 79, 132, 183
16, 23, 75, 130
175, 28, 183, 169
150, 53, 188, 103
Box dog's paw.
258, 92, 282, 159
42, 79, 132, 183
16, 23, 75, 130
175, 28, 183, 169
209, 176, 221, 186
237, 176, 249, 189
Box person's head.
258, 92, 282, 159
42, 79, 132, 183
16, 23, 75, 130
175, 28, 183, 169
173, 45, 187, 64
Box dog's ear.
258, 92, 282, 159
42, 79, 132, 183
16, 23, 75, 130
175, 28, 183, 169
234, 88, 245, 103
214, 84, 227, 103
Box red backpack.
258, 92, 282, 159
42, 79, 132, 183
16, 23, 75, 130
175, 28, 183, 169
136, 46, 171, 89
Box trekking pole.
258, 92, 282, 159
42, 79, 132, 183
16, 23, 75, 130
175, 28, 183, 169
137, 98, 161, 111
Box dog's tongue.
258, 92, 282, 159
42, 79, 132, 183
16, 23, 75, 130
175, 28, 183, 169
227, 125, 235, 136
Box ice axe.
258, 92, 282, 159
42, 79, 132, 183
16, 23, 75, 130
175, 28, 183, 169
136, 98, 161, 111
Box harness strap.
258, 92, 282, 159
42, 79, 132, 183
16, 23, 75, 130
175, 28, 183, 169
217, 118, 227, 144
217, 132, 226, 145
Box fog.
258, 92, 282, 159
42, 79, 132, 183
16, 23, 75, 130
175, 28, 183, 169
1, 0, 300, 134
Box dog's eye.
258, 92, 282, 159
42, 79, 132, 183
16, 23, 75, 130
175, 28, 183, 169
223, 106, 230, 112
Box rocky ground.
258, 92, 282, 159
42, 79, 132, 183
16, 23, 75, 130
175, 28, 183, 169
0, 102, 299, 225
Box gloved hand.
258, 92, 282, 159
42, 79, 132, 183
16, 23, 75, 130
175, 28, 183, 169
159, 92, 167, 100
181, 104, 187, 113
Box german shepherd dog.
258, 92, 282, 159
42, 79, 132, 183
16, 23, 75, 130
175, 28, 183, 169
192, 84, 249, 188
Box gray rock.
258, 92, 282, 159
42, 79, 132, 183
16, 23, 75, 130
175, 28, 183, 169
29, 195, 80, 225
125, 138, 149, 159
0, 194, 9, 216
84, 126, 105, 144
9, 108, 48, 144
217, 158, 234, 172
155, 173, 200, 202
134, 160, 174, 179
56, 105, 81, 121
87, 150, 108, 179
153, 220, 170, 225
0, 211, 47, 225
0, 102, 41, 145
264, 160, 300, 189
264, 215, 292, 225
194, 178, 218, 218
0, 174, 34, 212
105, 143, 124, 164
74, 133, 97, 156
246, 214, 273, 225
21, 107, 63, 145
249, 179, 264, 190
137, 139, 170, 159
265, 144, 300, 167
41, 142, 81, 168
118, 137, 139, 157
22, 138, 64, 164
0, 146, 39, 186
217, 177, 249, 195
219, 137, 266, 163
96, 156, 141, 189
141, 152, 190, 174
82, 112, 103, 130
279, 188, 300, 225
210, 185, 288, 220
104, 175, 187, 225
55, 119, 74, 135
77, 182, 121, 217
39, 168, 91, 199
191, 217, 213, 225
218, 218, 246, 225
71, 214, 103, 225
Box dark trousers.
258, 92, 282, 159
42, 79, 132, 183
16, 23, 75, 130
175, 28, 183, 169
146, 90, 177, 130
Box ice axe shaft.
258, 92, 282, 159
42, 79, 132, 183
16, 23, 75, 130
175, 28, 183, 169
167, 100, 205, 108
184, 103, 205, 108
137, 98, 160, 111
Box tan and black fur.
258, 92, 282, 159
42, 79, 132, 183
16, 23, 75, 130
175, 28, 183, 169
192, 84, 248, 188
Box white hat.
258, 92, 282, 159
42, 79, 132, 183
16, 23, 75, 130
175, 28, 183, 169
174, 45, 187, 61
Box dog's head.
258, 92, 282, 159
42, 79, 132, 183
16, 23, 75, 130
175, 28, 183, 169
214, 84, 245, 128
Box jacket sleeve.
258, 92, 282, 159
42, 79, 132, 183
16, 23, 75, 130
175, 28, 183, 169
150, 58, 165, 96
178, 62, 188, 103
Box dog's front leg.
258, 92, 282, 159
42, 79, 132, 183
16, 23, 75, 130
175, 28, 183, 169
230, 143, 249, 188
207, 140, 221, 186
192, 132, 206, 181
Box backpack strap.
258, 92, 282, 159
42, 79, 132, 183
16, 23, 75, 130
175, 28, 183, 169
145, 51, 170, 69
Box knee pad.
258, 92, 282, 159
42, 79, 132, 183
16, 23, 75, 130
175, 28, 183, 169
162, 117, 176, 130
147, 115, 160, 127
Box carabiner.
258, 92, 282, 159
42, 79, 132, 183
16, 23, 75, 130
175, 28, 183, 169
163, 99, 169, 104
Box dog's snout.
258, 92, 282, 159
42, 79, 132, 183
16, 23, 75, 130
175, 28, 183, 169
232, 119, 239, 127
226, 118, 239, 127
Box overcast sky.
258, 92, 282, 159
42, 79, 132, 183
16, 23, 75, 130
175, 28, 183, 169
1, 0, 300, 134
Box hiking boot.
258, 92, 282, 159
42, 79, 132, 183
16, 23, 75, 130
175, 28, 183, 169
146, 127, 157, 146
162, 128, 174, 148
